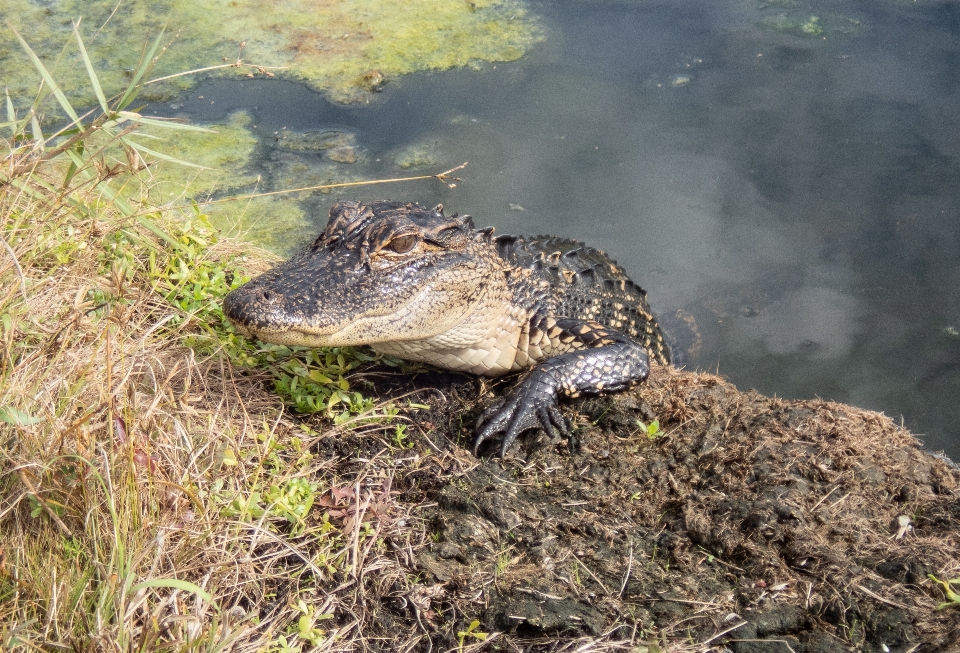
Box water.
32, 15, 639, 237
154, 0, 960, 459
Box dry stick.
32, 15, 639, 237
90, 1, 123, 42
569, 552, 611, 595
179, 162, 470, 210
116, 161, 470, 222
725, 639, 796, 653
854, 584, 914, 611
351, 480, 364, 579
698, 619, 749, 646
809, 484, 839, 512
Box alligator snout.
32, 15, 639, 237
222, 282, 286, 332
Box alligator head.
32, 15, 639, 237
222, 200, 499, 347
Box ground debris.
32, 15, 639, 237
371, 364, 960, 651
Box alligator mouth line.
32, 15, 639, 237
229, 288, 430, 347
236, 283, 487, 348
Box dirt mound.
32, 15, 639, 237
324, 364, 960, 651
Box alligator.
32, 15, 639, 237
223, 200, 670, 456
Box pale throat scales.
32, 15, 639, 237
371, 268, 554, 376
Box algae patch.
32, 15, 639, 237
759, 11, 862, 38
395, 141, 442, 169
1, 0, 543, 106
1, 0, 542, 253
131, 112, 338, 254
209, 195, 309, 255
139, 112, 260, 201
275, 129, 363, 164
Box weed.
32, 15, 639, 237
393, 423, 415, 449
456, 619, 488, 651
496, 546, 514, 577
637, 418, 662, 439
929, 574, 960, 610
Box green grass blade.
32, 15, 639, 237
117, 30, 166, 111
64, 147, 86, 169
120, 136, 209, 170
0, 120, 27, 136
4, 177, 51, 202
73, 21, 109, 114
8, 22, 82, 127
6, 175, 93, 217
4, 88, 13, 122
121, 132, 163, 141
92, 177, 137, 217
62, 145, 92, 189
117, 111, 214, 133
136, 216, 188, 252
30, 113, 44, 148
130, 578, 216, 607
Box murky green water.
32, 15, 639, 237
25, 0, 960, 458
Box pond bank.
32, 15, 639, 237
1, 209, 957, 650
328, 363, 960, 652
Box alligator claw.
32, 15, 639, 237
473, 369, 569, 457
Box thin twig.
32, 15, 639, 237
699, 619, 748, 646
855, 584, 914, 610
809, 484, 839, 512
145, 62, 290, 86
727, 639, 796, 653
570, 552, 611, 594
0, 234, 27, 302
91, 3, 123, 43
618, 544, 633, 597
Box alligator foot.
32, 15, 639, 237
473, 369, 571, 457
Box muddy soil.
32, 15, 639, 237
311, 364, 960, 652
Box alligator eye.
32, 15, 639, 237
386, 234, 418, 254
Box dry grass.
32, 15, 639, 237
0, 118, 436, 652
0, 28, 458, 651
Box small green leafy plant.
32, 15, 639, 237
457, 620, 488, 651
637, 418, 662, 439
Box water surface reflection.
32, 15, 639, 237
158, 0, 960, 458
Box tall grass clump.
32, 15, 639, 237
0, 24, 430, 652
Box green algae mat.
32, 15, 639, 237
1, 0, 541, 104
2, 0, 541, 252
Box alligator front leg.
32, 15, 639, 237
473, 318, 651, 457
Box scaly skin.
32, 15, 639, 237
223, 200, 670, 456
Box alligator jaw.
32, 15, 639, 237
227, 319, 375, 348
224, 283, 477, 348
231, 326, 342, 348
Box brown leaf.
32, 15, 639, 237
133, 448, 158, 473
330, 485, 357, 502
114, 413, 128, 443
